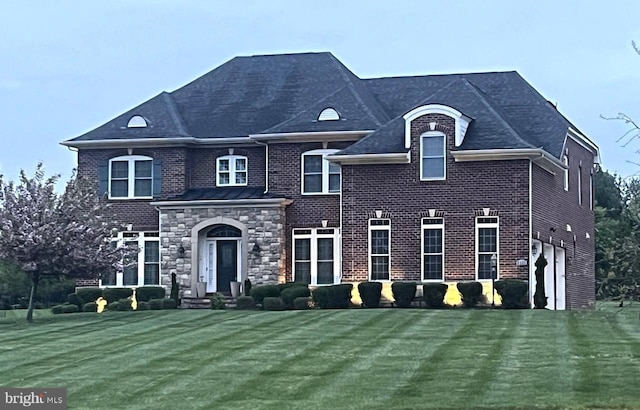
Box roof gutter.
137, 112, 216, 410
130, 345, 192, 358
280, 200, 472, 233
60, 136, 254, 149
150, 198, 292, 208
326, 152, 410, 165
451, 148, 565, 174
567, 127, 601, 164
249, 130, 373, 142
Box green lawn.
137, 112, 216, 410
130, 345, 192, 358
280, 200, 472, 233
1, 305, 640, 409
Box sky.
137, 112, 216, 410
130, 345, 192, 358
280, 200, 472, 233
1, 0, 639, 185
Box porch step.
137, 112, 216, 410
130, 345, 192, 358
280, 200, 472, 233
180, 295, 238, 309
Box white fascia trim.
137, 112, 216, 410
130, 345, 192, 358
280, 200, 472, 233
325, 152, 410, 165
249, 130, 373, 142
566, 128, 601, 164
403, 104, 471, 149
60, 137, 253, 149
151, 198, 292, 208
452, 148, 564, 173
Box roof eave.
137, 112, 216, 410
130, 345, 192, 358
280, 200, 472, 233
249, 130, 373, 143
151, 198, 292, 208
567, 127, 601, 164
451, 148, 564, 174
60, 136, 254, 149
326, 152, 410, 165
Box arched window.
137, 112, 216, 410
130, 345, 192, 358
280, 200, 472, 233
207, 225, 242, 238
301, 149, 340, 194
109, 155, 153, 199
420, 131, 446, 180
127, 115, 148, 128
216, 155, 248, 187
318, 108, 340, 121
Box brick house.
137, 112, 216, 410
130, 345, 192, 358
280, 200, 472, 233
63, 52, 599, 309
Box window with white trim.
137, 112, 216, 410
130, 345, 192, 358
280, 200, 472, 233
562, 155, 569, 191
420, 131, 446, 180
302, 149, 340, 194
476, 217, 498, 280
103, 232, 160, 287
369, 219, 390, 281
217, 155, 247, 186
578, 165, 583, 205
589, 171, 593, 210
109, 156, 153, 199
293, 228, 340, 285
422, 218, 444, 281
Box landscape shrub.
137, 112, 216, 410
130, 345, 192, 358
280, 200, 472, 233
251, 285, 280, 307
422, 283, 449, 308
276, 282, 298, 293
149, 299, 164, 310
61, 304, 79, 314
76, 287, 103, 304
108, 301, 120, 311
170, 272, 180, 307
293, 297, 310, 310
137, 301, 150, 311
236, 296, 256, 310
82, 302, 98, 312
392, 282, 417, 308
243, 278, 252, 297
102, 288, 133, 304
263, 297, 286, 311
51, 305, 65, 314
312, 284, 353, 309
280, 285, 310, 309
117, 298, 132, 311
457, 281, 483, 308
67, 293, 83, 308
495, 280, 529, 309
209, 293, 227, 310
162, 298, 177, 309
358, 282, 383, 308
136, 286, 166, 302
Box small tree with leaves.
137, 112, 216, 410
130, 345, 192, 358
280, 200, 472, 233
0, 163, 133, 322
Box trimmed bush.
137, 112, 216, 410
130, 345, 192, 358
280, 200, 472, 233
170, 272, 180, 307
263, 297, 286, 311
210, 293, 227, 310
162, 298, 177, 309
108, 301, 120, 311
136, 286, 166, 302
457, 281, 483, 308
149, 298, 164, 310
61, 304, 79, 314
243, 279, 252, 297
251, 285, 280, 307
137, 301, 150, 311
495, 279, 529, 309
358, 282, 383, 308
236, 296, 256, 310
67, 293, 83, 308
280, 285, 310, 309
293, 297, 310, 310
76, 287, 103, 304
312, 284, 353, 309
102, 288, 133, 304
392, 282, 417, 308
51, 305, 65, 314
82, 302, 98, 312
117, 298, 132, 311
423, 283, 448, 308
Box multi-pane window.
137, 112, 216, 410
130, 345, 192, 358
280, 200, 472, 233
562, 155, 569, 191
103, 232, 160, 287
302, 149, 340, 194
109, 156, 153, 199
369, 219, 391, 281
476, 217, 498, 280
217, 155, 247, 186
578, 165, 583, 205
589, 172, 593, 210
293, 228, 340, 285
422, 218, 444, 280
420, 132, 446, 180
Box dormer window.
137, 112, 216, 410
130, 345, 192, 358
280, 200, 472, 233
420, 131, 446, 180
318, 108, 340, 121
109, 155, 153, 199
127, 115, 148, 128
217, 155, 247, 187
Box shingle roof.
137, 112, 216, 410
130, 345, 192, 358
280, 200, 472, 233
65, 52, 589, 160
164, 187, 279, 201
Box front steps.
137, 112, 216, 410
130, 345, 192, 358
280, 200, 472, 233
181, 294, 236, 309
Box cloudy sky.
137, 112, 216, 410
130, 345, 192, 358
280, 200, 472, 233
1, 0, 639, 184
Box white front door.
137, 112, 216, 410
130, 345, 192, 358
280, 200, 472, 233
555, 247, 566, 310
203, 239, 240, 293
543, 243, 555, 310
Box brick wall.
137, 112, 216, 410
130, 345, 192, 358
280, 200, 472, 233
532, 137, 596, 309
342, 113, 530, 283
186, 146, 266, 189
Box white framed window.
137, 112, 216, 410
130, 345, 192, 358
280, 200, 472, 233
476, 217, 499, 280
589, 171, 593, 210
109, 155, 153, 199
578, 165, 583, 205
562, 155, 569, 191
422, 218, 444, 281
293, 228, 340, 285
102, 232, 160, 287
302, 149, 340, 194
369, 219, 391, 281
420, 131, 446, 180
217, 155, 247, 186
